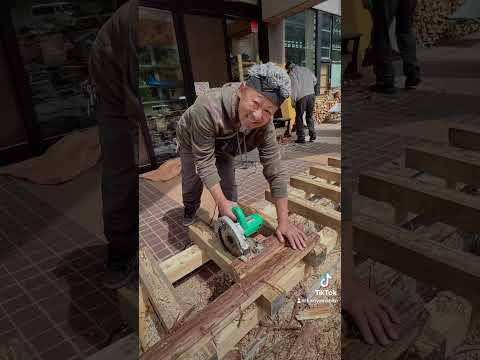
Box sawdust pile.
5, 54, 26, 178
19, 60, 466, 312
237, 253, 342, 360
314, 91, 341, 124
414, 0, 480, 47
174, 270, 234, 323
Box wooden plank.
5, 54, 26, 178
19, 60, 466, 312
140, 232, 319, 360
160, 244, 210, 284
265, 190, 341, 232
86, 334, 138, 360
214, 305, 266, 359
310, 165, 341, 183
328, 157, 341, 168
353, 214, 480, 303
188, 222, 237, 280
358, 170, 480, 233
449, 126, 480, 151
139, 247, 187, 331
290, 175, 341, 203
405, 144, 480, 188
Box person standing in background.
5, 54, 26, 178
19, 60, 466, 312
285, 62, 317, 144
368, 0, 421, 93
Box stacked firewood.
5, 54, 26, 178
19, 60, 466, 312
414, 0, 480, 47
313, 90, 341, 124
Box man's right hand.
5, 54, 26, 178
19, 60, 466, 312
218, 199, 238, 221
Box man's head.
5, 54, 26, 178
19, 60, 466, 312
238, 62, 291, 130
285, 61, 294, 74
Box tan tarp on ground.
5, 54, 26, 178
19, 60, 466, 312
140, 158, 181, 182
0, 126, 100, 185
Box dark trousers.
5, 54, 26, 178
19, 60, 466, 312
96, 100, 138, 265
179, 148, 237, 211
372, 0, 420, 86
295, 94, 316, 140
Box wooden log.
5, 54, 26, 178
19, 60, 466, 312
160, 244, 210, 284
405, 144, 480, 188
353, 214, 480, 303
449, 126, 480, 151
303, 242, 328, 268
188, 220, 287, 283
358, 170, 480, 233
265, 190, 341, 232
139, 247, 187, 331
310, 165, 341, 184
328, 157, 341, 168
290, 175, 341, 203
140, 232, 318, 360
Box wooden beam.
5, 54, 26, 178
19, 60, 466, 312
449, 126, 480, 151
160, 244, 210, 284
353, 214, 480, 303
140, 232, 319, 360
139, 247, 187, 331
303, 242, 327, 268
310, 165, 341, 184
265, 190, 341, 232
405, 144, 480, 188
290, 175, 341, 203
328, 157, 341, 168
188, 221, 237, 280
358, 170, 480, 233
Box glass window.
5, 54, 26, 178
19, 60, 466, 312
138, 7, 187, 161
284, 9, 316, 73
11, 1, 116, 139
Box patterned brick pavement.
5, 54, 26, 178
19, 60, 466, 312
0, 178, 123, 359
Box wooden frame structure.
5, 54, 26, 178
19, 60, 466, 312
138, 157, 341, 359
353, 126, 480, 312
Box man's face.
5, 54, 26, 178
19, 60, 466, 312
238, 84, 278, 129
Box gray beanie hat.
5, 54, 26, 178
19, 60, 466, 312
245, 62, 291, 107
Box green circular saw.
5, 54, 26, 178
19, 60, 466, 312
214, 207, 264, 260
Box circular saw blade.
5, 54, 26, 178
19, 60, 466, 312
215, 216, 248, 257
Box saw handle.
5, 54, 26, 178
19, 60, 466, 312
232, 206, 264, 237
232, 206, 248, 228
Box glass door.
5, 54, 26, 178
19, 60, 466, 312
138, 6, 187, 164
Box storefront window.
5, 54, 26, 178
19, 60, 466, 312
9, 0, 116, 139
226, 19, 259, 81
284, 10, 316, 73
138, 7, 187, 161
316, 11, 342, 92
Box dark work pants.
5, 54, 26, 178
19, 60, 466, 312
96, 99, 138, 266
372, 0, 420, 86
295, 94, 316, 140
179, 148, 237, 211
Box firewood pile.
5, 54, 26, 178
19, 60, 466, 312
314, 91, 341, 124
414, 0, 480, 47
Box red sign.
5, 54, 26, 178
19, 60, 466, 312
250, 20, 258, 33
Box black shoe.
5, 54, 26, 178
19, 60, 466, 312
368, 84, 396, 94
405, 76, 421, 89
183, 206, 198, 226
295, 138, 306, 144
102, 257, 137, 290
309, 136, 316, 143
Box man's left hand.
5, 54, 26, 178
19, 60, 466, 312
275, 221, 307, 250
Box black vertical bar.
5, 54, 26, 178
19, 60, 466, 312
1, 4, 42, 156
258, 20, 269, 63
173, 11, 196, 105
223, 17, 233, 82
